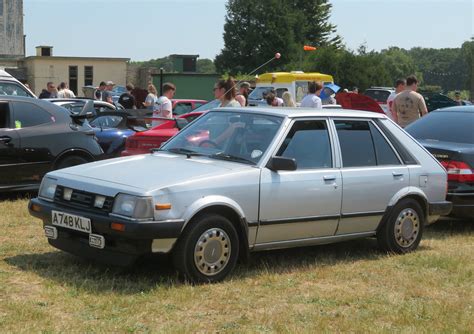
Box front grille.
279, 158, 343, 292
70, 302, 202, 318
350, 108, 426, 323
54, 186, 114, 214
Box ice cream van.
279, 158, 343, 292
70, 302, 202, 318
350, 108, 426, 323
247, 71, 334, 106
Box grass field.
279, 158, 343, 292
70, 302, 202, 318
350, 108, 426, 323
0, 195, 472, 333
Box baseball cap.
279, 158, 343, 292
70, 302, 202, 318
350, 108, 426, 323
106, 81, 115, 86
240, 81, 250, 89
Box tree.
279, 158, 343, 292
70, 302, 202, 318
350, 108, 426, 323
197, 59, 216, 73
215, 0, 341, 74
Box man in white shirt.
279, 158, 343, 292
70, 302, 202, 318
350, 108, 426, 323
386, 79, 406, 122
300, 81, 323, 109
152, 82, 176, 127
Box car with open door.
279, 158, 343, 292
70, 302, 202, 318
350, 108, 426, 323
29, 107, 450, 282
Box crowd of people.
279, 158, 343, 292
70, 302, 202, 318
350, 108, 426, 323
38, 81, 75, 99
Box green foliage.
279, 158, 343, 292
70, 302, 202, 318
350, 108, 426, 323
196, 59, 216, 73
215, 0, 341, 74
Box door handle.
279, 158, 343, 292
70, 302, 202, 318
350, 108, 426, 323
0, 136, 12, 144
323, 175, 336, 181
392, 172, 404, 177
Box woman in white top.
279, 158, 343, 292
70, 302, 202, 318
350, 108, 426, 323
214, 78, 241, 107
143, 84, 158, 111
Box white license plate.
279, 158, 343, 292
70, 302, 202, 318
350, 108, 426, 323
52, 210, 91, 234
89, 234, 105, 249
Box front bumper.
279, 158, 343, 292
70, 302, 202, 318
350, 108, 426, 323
29, 198, 185, 266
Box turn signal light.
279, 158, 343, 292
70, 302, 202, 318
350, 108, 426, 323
31, 204, 42, 212
155, 203, 172, 210
111, 222, 125, 232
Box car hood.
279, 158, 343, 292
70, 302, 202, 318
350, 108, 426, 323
51, 152, 252, 193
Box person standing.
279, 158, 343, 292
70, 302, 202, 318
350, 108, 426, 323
102, 81, 114, 104
393, 75, 428, 128
214, 78, 241, 107
282, 91, 296, 107
143, 83, 158, 111
300, 81, 323, 109
38, 82, 57, 99
454, 91, 463, 105
152, 82, 176, 127
57, 82, 76, 98
386, 79, 406, 122
94, 81, 106, 100
235, 81, 251, 106
118, 83, 136, 109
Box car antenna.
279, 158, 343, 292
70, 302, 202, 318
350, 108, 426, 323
223, 52, 281, 97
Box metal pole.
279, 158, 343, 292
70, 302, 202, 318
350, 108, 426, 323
159, 68, 163, 96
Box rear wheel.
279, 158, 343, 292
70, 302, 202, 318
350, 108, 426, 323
377, 198, 424, 253
172, 213, 239, 283
56, 156, 89, 170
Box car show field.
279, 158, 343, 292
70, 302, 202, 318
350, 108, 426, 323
0, 196, 472, 332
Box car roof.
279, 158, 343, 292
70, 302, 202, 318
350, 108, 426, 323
432, 105, 474, 113
216, 106, 387, 119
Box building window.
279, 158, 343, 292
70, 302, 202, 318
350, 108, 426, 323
183, 57, 196, 72
69, 66, 78, 95
84, 66, 93, 86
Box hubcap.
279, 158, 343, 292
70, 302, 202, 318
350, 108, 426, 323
194, 228, 231, 276
394, 208, 420, 248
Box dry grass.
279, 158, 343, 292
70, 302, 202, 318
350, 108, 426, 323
0, 194, 473, 333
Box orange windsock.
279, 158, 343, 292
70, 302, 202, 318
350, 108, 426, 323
303, 45, 317, 51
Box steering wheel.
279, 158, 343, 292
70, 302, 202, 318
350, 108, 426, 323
199, 140, 219, 148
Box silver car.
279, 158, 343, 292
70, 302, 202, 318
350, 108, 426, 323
29, 108, 451, 283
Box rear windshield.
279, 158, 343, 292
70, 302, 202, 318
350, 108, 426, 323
364, 90, 391, 103
405, 111, 474, 144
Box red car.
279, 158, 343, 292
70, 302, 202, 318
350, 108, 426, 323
121, 111, 204, 156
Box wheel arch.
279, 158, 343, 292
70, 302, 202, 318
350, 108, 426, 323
181, 202, 250, 262
53, 148, 95, 169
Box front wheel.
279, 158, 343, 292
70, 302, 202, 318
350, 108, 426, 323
377, 198, 424, 253
172, 214, 239, 283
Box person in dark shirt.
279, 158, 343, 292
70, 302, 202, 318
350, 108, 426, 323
94, 81, 106, 100
39, 82, 57, 99
118, 83, 137, 109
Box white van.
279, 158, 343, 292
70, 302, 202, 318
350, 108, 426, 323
248, 71, 334, 106
0, 70, 36, 98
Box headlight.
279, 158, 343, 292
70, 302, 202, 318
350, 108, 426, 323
38, 177, 57, 201
112, 194, 154, 220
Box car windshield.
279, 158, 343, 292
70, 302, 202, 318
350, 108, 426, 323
406, 111, 474, 144
161, 111, 284, 165
192, 99, 221, 112
248, 87, 273, 100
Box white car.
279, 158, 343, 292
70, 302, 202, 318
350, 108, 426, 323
29, 107, 451, 283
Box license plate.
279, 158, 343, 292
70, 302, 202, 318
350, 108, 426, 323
52, 210, 91, 234
89, 234, 105, 249
44, 225, 58, 239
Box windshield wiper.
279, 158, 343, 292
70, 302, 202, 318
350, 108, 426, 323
163, 147, 205, 158
209, 152, 255, 165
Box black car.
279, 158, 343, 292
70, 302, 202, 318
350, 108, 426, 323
420, 92, 458, 112
406, 106, 474, 218
0, 96, 103, 192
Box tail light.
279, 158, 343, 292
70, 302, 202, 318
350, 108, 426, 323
440, 160, 474, 183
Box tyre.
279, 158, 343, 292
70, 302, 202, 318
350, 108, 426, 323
172, 213, 239, 283
56, 156, 89, 170
377, 198, 424, 253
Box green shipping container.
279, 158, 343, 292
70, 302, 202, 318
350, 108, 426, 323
152, 73, 219, 101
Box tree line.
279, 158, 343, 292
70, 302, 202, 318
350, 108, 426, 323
132, 0, 472, 98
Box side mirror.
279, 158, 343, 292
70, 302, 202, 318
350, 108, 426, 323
266, 156, 297, 171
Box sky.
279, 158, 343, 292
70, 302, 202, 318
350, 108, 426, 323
23, 0, 473, 61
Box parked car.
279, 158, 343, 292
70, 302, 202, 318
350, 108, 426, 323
0, 70, 36, 98
419, 92, 458, 112
49, 98, 132, 158
363, 87, 394, 104
48, 98, 123, 115
0, 97, 103, 192
405, 106, 474, 218
121, 111, 203, 156
29, 107, 451, 282
172, 99, 207, 116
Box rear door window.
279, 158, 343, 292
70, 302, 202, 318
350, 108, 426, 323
12, 102, 54, 128
335, 120, 376, 167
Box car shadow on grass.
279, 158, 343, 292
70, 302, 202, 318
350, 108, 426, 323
424, 217, 473, 240
0, 191, 37, 202
5, 237, 398, 292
